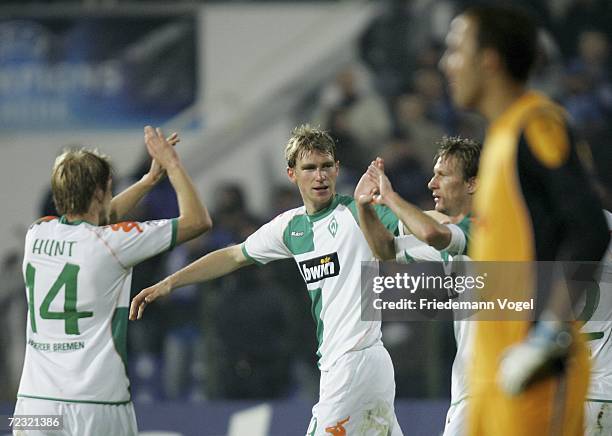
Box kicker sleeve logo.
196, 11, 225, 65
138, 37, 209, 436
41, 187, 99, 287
109, 222, 143, 233
298, 252, 340, 284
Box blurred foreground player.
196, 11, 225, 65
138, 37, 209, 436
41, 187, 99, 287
131, 125, 404, 436
440, 5, 609, 436
14, 127, 211, 436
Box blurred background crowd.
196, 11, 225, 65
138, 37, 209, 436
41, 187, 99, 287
0, 0, 610, 405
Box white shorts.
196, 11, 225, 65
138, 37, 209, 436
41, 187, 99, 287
306, 344, 403, 436
585, 400, 612, 436
442, 398, 468, 436
13, 397, 138, 436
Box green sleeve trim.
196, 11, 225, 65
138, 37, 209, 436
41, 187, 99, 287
374, 205, 400, 235
582, 331, 604, 341
169, 218, 178, 251
241, 243, 263, 266
343, 198, 399, 235
18, 394, 131, 405
586, 398, 612, 403
346, 200, 360, 224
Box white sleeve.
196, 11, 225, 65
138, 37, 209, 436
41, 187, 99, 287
99, 219, 177, 268
242, 214, 292, 265
394, 235, 444, 263
440, 223, 467, 256
398, 219, 407, 237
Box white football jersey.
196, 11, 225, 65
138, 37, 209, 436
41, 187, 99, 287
394, 215, 472, 407
583, 210, 612, 401
242, 195, 399, 371
18, 216, 177, 404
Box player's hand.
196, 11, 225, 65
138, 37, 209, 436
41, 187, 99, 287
145, 132, 180, 184
129, 278, 174, 320
354, 163, 379, 205
144, 126, 180, 169
369, 158, 394, 205
498, 321, 572, 395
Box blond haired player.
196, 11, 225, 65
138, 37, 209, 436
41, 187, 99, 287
14, 127, 211, 436
131, 125, 404, 436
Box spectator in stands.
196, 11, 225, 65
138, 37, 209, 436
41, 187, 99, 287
312, 64, 392, 151
562, 29, 612, 127
377, 135, 432, 210
411, 68, 456, 133
394, 93, 445, 168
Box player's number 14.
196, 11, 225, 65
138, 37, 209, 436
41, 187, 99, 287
26, 263, 93, 335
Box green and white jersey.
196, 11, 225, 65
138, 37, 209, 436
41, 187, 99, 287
242, 195, 399, 371
394, 215, 471, 264
583, 210, 612, 402
394, 215, 472, 407
18, 215, 177, 404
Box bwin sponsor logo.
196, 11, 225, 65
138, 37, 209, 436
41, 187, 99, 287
299, 252, 340, 284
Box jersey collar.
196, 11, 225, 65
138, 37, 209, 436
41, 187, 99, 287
59, 215, 95, 226
307, 195, 340, 223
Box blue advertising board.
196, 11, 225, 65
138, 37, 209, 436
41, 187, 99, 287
0, 13, 197, 130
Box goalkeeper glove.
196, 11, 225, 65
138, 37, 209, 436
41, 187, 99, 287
498, 318, 573, 395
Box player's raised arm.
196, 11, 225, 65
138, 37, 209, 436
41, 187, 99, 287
371, 158, 452, 250
130, 243, 251, 320
108, 132, 180, 223
144, 126, 212, 244
355, 164, 396, 260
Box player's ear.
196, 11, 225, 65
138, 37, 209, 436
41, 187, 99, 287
287, 166, 297, 184
467, 176, 478, 194
93, 187, 104, 203
480, 47, 502, 74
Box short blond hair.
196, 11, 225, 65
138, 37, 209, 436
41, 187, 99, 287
51, 148, 112, 215
284, 124, 337, 168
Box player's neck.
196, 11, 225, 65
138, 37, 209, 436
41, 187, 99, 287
64, 209, 100, 226
448, 202, 472, 224
305, 196, 335, 215
479, 79, 526, 122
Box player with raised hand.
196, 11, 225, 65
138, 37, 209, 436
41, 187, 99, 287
13, 126, 211, 436
107, 130, 179, 223
356, 137, 480, 436
130, 124, 404, 436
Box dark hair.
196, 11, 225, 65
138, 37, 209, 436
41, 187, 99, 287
434, 136, 482, 181
464, 5, 538, 83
